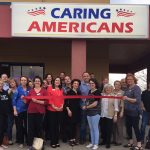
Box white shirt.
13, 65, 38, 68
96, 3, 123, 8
101, 94, 119, 119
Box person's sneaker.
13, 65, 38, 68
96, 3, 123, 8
8, 141, 13, 145
0, 146, 4, 150
86, 143, 93, 148
19, 144, 24, 148
1, 145, 8, 149
92, 145, 98, 150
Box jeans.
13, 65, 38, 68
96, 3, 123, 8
87, 114, 100, 145
140, 111, 150, 141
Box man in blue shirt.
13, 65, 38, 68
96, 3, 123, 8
79, 72, 90, 144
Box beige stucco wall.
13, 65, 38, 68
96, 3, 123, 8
0, 38, 71, 78
0, 38, 109, 80
87, 58, 109, 83
87, 40, 109, 82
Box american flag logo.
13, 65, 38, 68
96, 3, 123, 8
27, 7, 46, 16
116, 9, 135, 17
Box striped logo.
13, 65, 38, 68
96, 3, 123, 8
27, 7, 46, 16
116, 9, 135, 17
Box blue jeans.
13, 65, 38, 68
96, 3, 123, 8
87, 114, 100, 145
140, 111, 150, 141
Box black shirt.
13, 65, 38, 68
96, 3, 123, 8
0, 90, 11, 114
141, 90, 150, 112
64, 89, 81, 123
86, 89, 101, 116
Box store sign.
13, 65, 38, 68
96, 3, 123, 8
11, 3, 149, 38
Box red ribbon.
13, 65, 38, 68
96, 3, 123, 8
24, 95, 123, 100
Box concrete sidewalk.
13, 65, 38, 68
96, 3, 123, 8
6, 142, 135, 150
6, 122, 149, 150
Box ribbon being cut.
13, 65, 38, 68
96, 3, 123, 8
23, 95, 123, 100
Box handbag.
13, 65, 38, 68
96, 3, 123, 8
32, 137, 44, 150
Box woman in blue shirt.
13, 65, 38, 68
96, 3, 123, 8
12, 76, 30, 148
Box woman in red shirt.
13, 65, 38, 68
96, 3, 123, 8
47, 77, 64, 148
24, 76, 48, 149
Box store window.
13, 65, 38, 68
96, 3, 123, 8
0, 63, 44, 80
10, 65, 44, 80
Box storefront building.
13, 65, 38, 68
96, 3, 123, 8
0, 0, 149, 82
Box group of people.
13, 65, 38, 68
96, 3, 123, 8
0, 72, 149, 150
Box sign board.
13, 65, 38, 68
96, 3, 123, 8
12, 3, 149, 38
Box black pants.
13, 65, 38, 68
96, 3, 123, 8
125, 115, 141, 142
16, 111, 27, 144
43, 110, 50, 140
15, 116, 19, 142
101, 117, 113, 146
48, 111, 62, 145
66, 117, 77, 140
0, 114, 7, 145
60, 112, 68, 142
28, 113, 45, 146
7, 113, 14, 141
